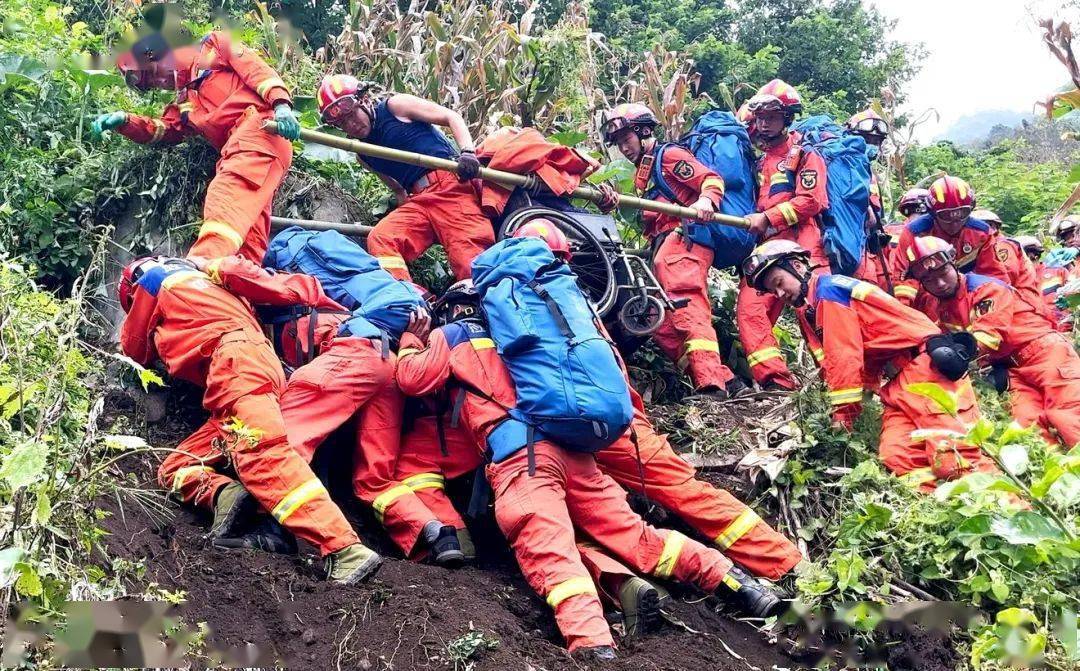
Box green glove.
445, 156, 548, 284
273, 103, 301, 141
91, 111, 127, 139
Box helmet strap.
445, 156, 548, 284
778, 259, 811, 308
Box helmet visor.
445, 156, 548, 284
907, 251, 952, 281
853, 117, 888, 136
600, 117, 632, 143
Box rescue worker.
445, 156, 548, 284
93, 31, 301, 262
973, 209, 1046, 320
1021, 235, 1073, 330
846, 108, 890, 289
600, 102, 746, 399
910, 237, 1080, 449
274, 308, 466, 565
396, 282, 784, 659
514, 224, 804, 580
120, 255, 381, 583
743, 240, 1000, 492
738, 83, 830, 390
315, 74, 492, 282
897, 188, 933, 222
1046, 215, 1080, 280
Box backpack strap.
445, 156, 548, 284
526, 424, 537, 477
527, 263, 576, 339
435, 404, 449, 457
466, 464, 491, 518
649, 143, 682, 205
449, 387, 468, 429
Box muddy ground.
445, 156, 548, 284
99, 385, 957, 670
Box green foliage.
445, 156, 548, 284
445, 627, 499, 671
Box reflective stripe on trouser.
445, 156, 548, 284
158, 420, 235, 509
737, 279, 795, 388
1008, 333, 1080, 449
365, 171, 495, 282
651, 234, 735, 390
878, 353, 995, 492
487, 440, 735, 652
190, 114, 292, 264
200, 338, 358, 556
596, 412, 802, 580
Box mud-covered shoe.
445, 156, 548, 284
212, 517, 298, 554
685, 385, 729, 401
716, 566, 786, 618
327, 543, 383, 585
430, 526, 465, 568
457, 526, 477, 561
725, 377, 751, 399
572, 645, 616, 661
619, 577, 663, 636
761, 380, 795, 393
209, 482, 255, 540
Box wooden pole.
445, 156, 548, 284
270, 216, 372, 236
266, 123, 750, 230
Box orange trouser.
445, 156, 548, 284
596, 412, 802, 580
390, 414, 484, 556
157, 333, 359, 556
487, 441, 733, 652
651, 232, 735, 390
278, 337, 438, 555
189, 112, 293, 264
365, 170, 495, 282
878, 354, 995, 492
1008, 333, 1080, 449
736, 278, 824, 389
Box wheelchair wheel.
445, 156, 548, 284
618, 294, 665, 337
500, 207, 618, 317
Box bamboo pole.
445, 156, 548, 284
270, 215, 372, 236
266, 123, 750, 230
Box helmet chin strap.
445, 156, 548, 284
778, 260, 811, 308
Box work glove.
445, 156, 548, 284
926, 334, 971, 382
456, 149, 481, 180
831, 402, 862, 432
91, 111, 128, 139
273, 103, 301, 141
595, 182, 620, 214
988, 363, 1010, 393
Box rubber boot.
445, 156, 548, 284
716, 566, 786, 618
326, 543, 383, 584
209, 482, 255, 540
423, 521, 464, 568
212, 517, 298, 554
572, 645, 616, 661
457, 527, 477, 561
619, 577, 663, 637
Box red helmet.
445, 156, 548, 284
904, 236, 956, 280
845, 108, 888, 141
929, 175, 975, 213
757, 79, 802, 114
116, 33, 190, 91
118, 256, 156, 312
513, 219, 572, 261
898, 188, 932, 217
600, 103, 659, 143
316, 74, 378, 122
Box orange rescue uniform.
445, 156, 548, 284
118, 32, 294, 263
128, 257, 359, 556
396, 319, 738, 652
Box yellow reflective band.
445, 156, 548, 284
956, 181, 968, 201
470, 338, 495, 350
893, 284, 918, 298
899, 467, 937, 487
770, 172, 789, 185
206, 258, 224, 284
685, 339, 720, 354
757, 174, 766, 187
972, 330, 1001, 351
746, 347, 782, 367
256, 77, 287, 98
272, 478, 327, 523
933, 182, 946, 203
850, 282, 877, 301
653, 531, 688, 579
909, 428, 964, 444
811, 347, 825, 362
714, 509, 761, 551
828, 387, 863, 406
150, 119, 166, 143
546, 576, 597, 608
372, 485, 412, 522
722, 572, 742, 591
376, 255, 408, 270
777, 202, 798, 226
171, 466, 214, 493
701, 177, 725, 193
178, 102, 194, 114
198, 220, 244, 250
402, 472, 445, 492
161, 270, 205, 290
398, 347, 420, 357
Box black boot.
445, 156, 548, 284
212, 517, 298, 554
725, 377, 751, 399
716, 566, 786, 618
685, 385, 729, 401
424, 522, 465, 567
572, 645, 616, 661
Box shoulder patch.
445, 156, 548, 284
799, 170, 818, 190
672, 160, 695, 181
973, 298, 994, 317
995, 245, 1009, 263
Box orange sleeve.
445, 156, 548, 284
818, 300, 865, 409
118, 289, 157, 365
117, 106, 191, 145
888, 228, 920, 304
202, 31, 292, 107
763, 147, 827, 230
971, 235, 1012, 284
660, 146, 725, 207
964, 281, 1013, 355
206, 257, 343, 310
396, 330, 453, 397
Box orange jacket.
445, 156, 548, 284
118, 31, 292, 149
890, 215, 1006, 304
637, 142, 725, 238
755, 133, 828, 234
807, 274, 941, 410
396, 320, 518, 456
926, 273, 1055, 361
120, 257, 334, 385
476, 127, 599, 218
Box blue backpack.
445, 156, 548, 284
263, 227, 425, 345
790, 115, 872, 275
471, 237, 633, 463
649, 110, 757, 269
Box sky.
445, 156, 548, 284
874, 0, 1069, 142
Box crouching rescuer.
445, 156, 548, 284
118, 256, 381, 583
395, 237, 784, 659
742, 240, 1001, 492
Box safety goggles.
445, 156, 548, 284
321, 94, 360, 124
907, 252, 953, 281
852, 117, 888, 136
1057, 225, 1078, 244
600, 117, 632, 143
933, 207, 972, 226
